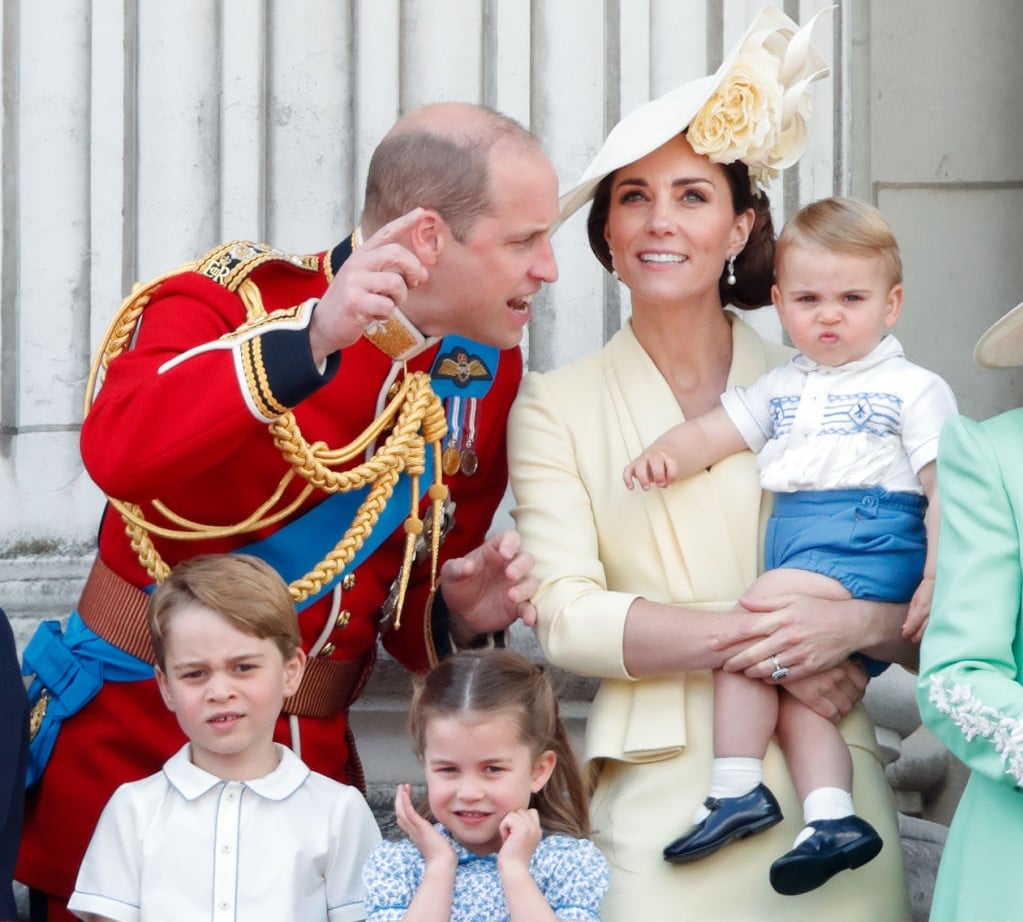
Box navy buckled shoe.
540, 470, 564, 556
663, 783, 783, 864
769, 815, 883, 895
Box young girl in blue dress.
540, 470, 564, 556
361, 650, 609, 921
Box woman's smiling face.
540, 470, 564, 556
603, 133, 751, 310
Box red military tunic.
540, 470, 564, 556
17, 237, 521, 906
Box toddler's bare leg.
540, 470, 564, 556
715, 566, 850, 758
776, 692, 853, 800
713, 668, 777, 757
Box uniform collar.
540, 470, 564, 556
327, 227, 440, 362
163, 743, 310, 801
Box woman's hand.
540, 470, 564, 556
780, 660, 869, 723
713, 592, 915, 680
712, 594, 854, 680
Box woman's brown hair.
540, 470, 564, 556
408, 650, 591, 838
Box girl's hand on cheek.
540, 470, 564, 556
497, 808, 542, 873
394, 783, 456, 869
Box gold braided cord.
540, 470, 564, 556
289, 468, 402, 603
236, 278, 266, 322
272, 372, 447, 491
110, 470, 309, 540
85, 251, 450, 616
84, 265, 200, 414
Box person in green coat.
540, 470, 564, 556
917, 299, 1023, 922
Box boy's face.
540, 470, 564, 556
772, 241, 903, 367
155, 603, 305, 781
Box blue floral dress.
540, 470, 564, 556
362, 824, 609, 921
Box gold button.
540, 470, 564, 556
335, 610, 351, 631
319, 642, 336, 658
387, 382, 401, 399
342, 573, 356, 590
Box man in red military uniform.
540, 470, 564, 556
18, 102, 560, 920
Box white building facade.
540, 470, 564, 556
2, 2, 1022, 911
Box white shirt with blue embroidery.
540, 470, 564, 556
361, 824, 610, 921
68, 744, 381, 922
720, 335, 957, 493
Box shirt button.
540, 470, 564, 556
221, 843, 232, 853
218, 900, 230, 911
226, 791, 236, 801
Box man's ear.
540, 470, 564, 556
409, 209, 447, 268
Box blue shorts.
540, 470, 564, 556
765, 487, 927, 676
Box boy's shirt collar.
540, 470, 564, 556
792, 333, 904, 373
163, 743, 310, 801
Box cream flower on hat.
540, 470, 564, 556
688, 8, 831, 189
558, 5, 832, 221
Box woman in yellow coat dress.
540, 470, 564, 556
508, 9, 913, 920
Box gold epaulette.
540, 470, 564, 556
195, 240, 321, 292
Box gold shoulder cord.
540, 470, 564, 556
84, 244, 448, 629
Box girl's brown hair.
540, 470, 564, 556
408, 650, 591, 838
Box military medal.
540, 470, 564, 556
442, 396, 463, 475
459, 399, 479, 477
460, 443, 479, 476
442, 445, 462, 476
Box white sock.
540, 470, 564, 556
692, 758, 763, 823
793, 786, 854, 846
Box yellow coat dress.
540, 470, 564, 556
508, 316, 909, 922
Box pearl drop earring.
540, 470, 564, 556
726, 255, 737, 286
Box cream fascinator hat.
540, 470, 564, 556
558, 5, 832, 222
974, 302, 1023, 368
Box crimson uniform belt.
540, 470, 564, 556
77, 555, 372, 719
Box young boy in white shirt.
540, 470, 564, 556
68, 554, 381, 922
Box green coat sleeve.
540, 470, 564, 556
917, 411, 1023, 788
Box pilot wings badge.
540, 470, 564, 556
432, 346, 494, 388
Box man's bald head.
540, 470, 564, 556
361, 103, 544, 241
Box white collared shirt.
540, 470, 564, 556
721, 335, 957, 493
69, 744, 381, 922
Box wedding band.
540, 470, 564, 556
770, 655, 790, 682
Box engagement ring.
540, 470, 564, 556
770, 655, 790, 682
